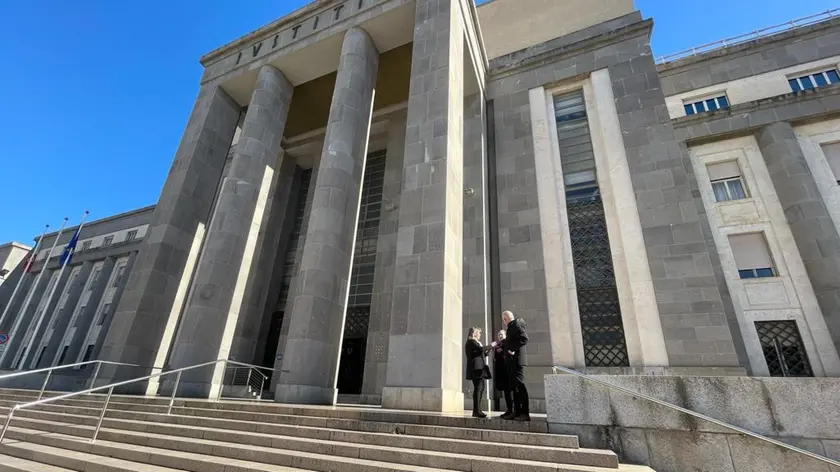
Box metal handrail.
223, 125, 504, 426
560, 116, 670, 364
0, 360, 141, 401
0, 358, 270, 444
657, 8, 839, 64
223, 363, 273, 400
551, 366, 840, 468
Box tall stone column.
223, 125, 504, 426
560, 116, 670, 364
757, 122, 840, 356
275, 27, 379, 405
167, 65, 294, 397
99, 84, 241, 383
381, 0, 466, 412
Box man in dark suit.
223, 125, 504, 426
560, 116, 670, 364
502, 310, 530, 421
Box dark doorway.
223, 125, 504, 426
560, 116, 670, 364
337, 338, 366, 394
262, 311, 284, 368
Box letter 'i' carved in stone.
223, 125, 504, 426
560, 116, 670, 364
358, 0, 363, 9
292, 24, 302, 39
273, 34, 279, 48
313, 16, 319, 30
252, 42, 263, 57
235, 51, 243, 65
333, 4, 344, 20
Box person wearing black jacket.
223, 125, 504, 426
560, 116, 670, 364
502, 310, 530, 421
464, 327, 495, 418
493, 330, 514, 417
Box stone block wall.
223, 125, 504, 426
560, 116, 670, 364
486, 10, 746, 408
545, 374, 840, 472
658, 17, 840, 97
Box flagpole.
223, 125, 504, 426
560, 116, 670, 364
0, 224, 49, 329
18, 211, 89, 370
0, 218, 69, 367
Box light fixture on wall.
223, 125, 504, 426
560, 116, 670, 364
464, 188, 475, 197
384, 200, 398, 212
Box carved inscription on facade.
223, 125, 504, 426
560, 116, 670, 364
230, 0, 379, 67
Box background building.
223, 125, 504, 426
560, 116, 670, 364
0, 242, 30, 287
0, 0, 838, 417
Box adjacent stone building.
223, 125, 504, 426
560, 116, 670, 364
2, 0, 839, 412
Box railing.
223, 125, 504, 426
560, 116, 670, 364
551, 366, 840, 468
657, 8, 840, 64
223, 362, 273, 400
0, 358, 270, 444
0, 360, 140, 401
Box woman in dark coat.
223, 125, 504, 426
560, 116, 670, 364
465, 327, 494, 418
493, 330, 514, 417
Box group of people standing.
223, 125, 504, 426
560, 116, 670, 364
464, 310, 530, 421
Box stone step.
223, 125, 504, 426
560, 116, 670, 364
0, 389, 547, 433
0, 438, 186, 472
6, 409, 607, 467
0, 452, 75, 472
0, 397, 577, 448
3, 416, 619, 470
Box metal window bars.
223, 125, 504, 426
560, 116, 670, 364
551, 365, 840, 468
0, 359, 272, 444
657, 9, 840, 64
0, 360, 141, 401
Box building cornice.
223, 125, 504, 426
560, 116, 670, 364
200, 0, 340, 66
657, 16, 840, 75
40, 205, 156, 240
487, 14, 652, 80
673, 84, 840, 145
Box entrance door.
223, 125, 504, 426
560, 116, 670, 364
261, 312, 284, 368
337, 338, 366, 394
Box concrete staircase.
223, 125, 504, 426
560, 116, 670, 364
0, 388, 654, 472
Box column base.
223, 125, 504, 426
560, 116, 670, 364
381, 387, 465, 412
274, 384, 337, 405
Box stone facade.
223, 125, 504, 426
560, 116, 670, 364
2, 0, 840, 421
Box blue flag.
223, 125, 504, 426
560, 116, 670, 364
59, 228, 81, 266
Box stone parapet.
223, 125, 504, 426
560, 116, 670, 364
545, 374, 840, 472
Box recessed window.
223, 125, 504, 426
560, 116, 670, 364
755, 320, 813, 377
822, 142, 840, 185
707, 161, 748, 202
81, 344, 95, 366
126, 230, 138, 242
97, 303, 111, 326
57, 346, 70, 365
112, 265, 126, 288
102, 236, 113, 247
789, 69, 840, 92
729, 233, 776, 279
684, 95, 730, 116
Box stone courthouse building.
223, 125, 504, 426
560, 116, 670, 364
2, 0, 840, 414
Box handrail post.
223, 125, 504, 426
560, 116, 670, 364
92, 386, 114, 443
167, 371, 182, 415
37, 370, 52, 401
246, 369, 252, 391
259, 373, 265, 400
90, 361, 102, 390
0, 408, 15, 443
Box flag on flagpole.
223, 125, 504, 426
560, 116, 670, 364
59, 227, 81, 267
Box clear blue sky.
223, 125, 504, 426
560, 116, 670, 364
0, 0, 836, 244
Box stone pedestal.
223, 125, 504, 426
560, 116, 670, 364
381, 0, 466, 412
275, 27, 379, 405
167, 65, 294, 398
